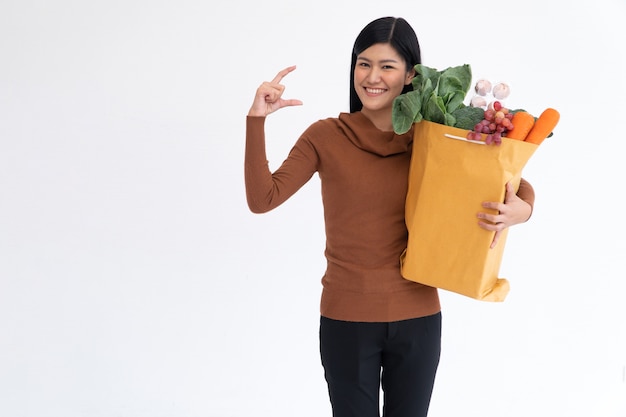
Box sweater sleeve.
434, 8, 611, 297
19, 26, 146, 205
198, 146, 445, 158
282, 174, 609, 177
517, 177, 535, 219
244, 116, 318, 213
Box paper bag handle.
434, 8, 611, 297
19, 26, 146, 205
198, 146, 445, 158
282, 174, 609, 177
444, 133, 486, 145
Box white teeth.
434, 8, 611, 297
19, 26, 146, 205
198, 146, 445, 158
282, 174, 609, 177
366, 88, 385, 94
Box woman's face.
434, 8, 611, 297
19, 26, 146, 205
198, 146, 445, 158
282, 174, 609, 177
353, 43, 414, 116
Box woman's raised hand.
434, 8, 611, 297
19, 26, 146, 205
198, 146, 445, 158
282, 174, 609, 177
248, 65, 303, 117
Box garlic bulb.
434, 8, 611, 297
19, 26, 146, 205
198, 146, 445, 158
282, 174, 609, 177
474, 79, 492, 96
492, 83, 510, 100
470, 95, 487, 108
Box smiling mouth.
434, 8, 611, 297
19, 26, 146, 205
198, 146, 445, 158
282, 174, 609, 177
365, 87, 386, 95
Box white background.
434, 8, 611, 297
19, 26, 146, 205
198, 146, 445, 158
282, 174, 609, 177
1, 0, 625, 416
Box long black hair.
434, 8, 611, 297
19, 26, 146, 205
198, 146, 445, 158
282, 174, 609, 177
349, 17, 421, 113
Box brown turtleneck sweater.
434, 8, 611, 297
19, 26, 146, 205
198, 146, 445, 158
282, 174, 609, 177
245, 112, 534, 322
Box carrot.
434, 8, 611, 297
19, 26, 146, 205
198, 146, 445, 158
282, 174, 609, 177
524, 108, 560, 145
506, 111, 535, 141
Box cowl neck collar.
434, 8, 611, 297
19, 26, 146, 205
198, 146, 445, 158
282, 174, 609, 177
338, 112, 413, 157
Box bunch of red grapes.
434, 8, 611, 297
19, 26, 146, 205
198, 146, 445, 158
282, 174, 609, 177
466, 101, 514, 145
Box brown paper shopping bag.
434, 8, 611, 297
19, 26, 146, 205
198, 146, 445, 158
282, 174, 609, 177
400, 120, 538, 301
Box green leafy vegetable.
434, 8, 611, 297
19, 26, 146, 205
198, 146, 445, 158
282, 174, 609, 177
392, 63, 475, 134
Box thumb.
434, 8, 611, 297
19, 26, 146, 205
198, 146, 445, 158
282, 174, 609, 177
504, 181, 515, 201
281, 98, 304, 107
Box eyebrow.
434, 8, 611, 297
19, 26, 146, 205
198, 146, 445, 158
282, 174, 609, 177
356, 56, 400, 64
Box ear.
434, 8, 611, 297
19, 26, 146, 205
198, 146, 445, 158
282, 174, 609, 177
405, 68, 416, 85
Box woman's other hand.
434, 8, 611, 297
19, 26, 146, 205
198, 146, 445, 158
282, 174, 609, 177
477, 181, 532, 249
248, 65, 303, 117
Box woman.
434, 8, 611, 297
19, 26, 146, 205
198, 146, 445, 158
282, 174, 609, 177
245, 16, 534, 417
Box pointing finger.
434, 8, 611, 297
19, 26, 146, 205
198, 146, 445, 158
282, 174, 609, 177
271, 65, 297, 84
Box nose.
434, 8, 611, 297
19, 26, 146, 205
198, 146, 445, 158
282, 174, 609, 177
366, 67, 382, 83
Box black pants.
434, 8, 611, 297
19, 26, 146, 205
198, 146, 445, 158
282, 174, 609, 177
319, 313, 441, 417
